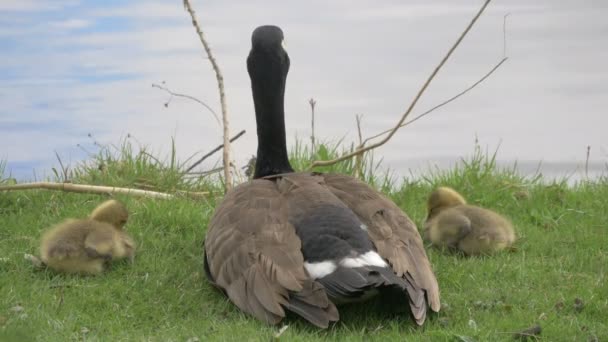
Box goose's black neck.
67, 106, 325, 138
248, 26, 294, 179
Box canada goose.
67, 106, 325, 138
423, 187, 516, 255
203, 25, 440, 328
38, 200, 135, 275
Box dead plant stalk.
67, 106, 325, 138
0, 182, 176, 199
183, 0, 232, 192
308, 0, 494, 169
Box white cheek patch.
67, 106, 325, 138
360, 224, 368, 231
340, 251, 388, 268
281, 39, 287, 52
304, 260, 336, 279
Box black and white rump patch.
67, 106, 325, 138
291, 204, 407, 303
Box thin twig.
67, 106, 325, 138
354, 114, 364, 178
308, 0, 493, 169
129, 180, 211, 199
184, 129, 246, 173
274, 325, 289, 339
151, 83, 221, 127
0, 182, 176, 199
185, 163, 235, 178
174, 190, 212, 199
309, 98, 316, 153
362, 57, 508, 146
183, 0, 232, 192
230, 161, 243, 182
585, 145, 591, 179
355, 114, 364, 147
185, 166, 224, 176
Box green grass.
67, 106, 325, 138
1, 141, 607, 341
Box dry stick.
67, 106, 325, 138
130, 181, 210, 199
183, 0, 232, 192
0, 182, 176, 199
354, 114, 364, 178
309, 98, 317, 152
364, 11, 510, 146
186, 162, 236, 178
230, 162, 244, 182
274, 325, 289, 339
186, 166, 224, 177
308, 0, 493, 169
584, 149, 591, 178
184, 129, 246, 173
174, 190, 211, 200
151, 83, 221, 127
362, 57, 508, 146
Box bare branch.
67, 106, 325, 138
0, 182, 210, 199
151, 83, 221, 127
0, 182, 181, 199
174, 190, 212, 200
362, 11, 510, 146
185, 161, 236, 178
362, 57, 507, 146
309, 98, 316, 152
354, 114, 364, 178
186, 166, 224, 177
183, 0, 232, 192
308, 0, 493, 169
184, 129, 246, 173
355, 114, 364, 146
585, 145, 591, 179
274, 325, 289, 339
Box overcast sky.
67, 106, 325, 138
1, 0, 607, 180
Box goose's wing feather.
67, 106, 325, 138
322, 173, 441, 317
203, 179, 338, 328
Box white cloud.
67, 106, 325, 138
50, 19, 91, 30
87, 2, 184, 19
0, 0, 79, 11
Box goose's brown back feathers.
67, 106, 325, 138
204, 172, 440, 327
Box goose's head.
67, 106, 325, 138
251, 25, 286, 53
247, 25, 290, 87
247, 25, 294, 179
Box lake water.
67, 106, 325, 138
1, 0, 606, 183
